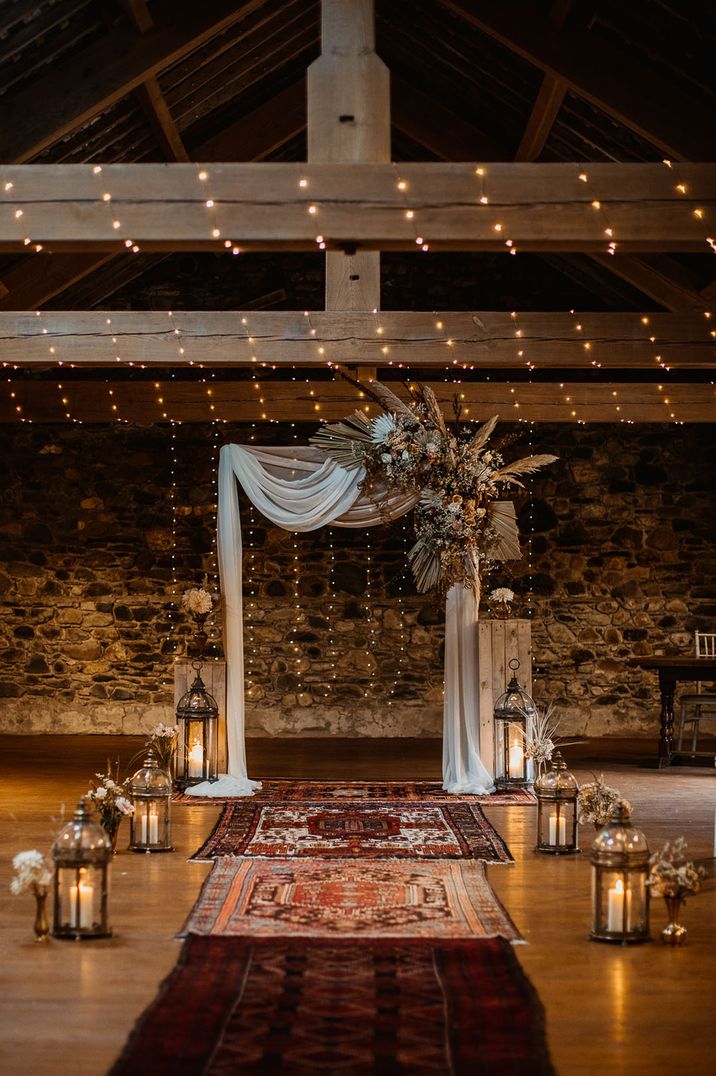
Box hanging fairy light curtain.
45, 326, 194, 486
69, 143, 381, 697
196, 381, 555, 799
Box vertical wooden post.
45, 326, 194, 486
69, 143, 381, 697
477, 619, 533, 779
307, 0, 390, 312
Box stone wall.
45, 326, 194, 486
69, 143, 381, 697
0, 421, 714, 737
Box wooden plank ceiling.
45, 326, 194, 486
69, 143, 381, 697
0, 0, 713, 424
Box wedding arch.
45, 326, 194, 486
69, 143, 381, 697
187, 385, 554, 798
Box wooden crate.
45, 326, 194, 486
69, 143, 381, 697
477, 619, 532, 779
173, 659, 228, 773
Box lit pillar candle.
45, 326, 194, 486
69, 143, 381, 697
607, 878, 632, 932
70, 877, 94, 929
139, 804, 148, 844
188, 741, 203, 779
548, 811, 567, 845
508, 743, 524, 779
148, 809, 159, 844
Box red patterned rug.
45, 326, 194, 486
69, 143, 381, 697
191, 801, 513, 862
180, 858, 522, 940
110, 935, 554, 1076
175, 779, 536, 805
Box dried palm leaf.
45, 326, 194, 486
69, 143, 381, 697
467, 414, 499, 454
420, 384, 448, 437
486, 501, 521, 561
369, 381, 414, 419
408, 537, 442, 593
491, 454, 558, 488
309, 411, 373, 471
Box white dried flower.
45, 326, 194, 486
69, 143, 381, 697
182, 587, 214, 616
10, 849, 51, 895
490, 587, 515, 603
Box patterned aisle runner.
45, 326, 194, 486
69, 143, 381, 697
110, 936, 555, 1076
175, 778, 536, 805
191, 800, 514, 862
181, 857, 521, 940
111, 782, 555, 1073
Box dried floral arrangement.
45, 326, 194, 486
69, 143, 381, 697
578, 775, 632, 828
648, 838, 706, 898
516, 701, 578, 774
311, 378, 557, 594
85, 762, 134, 840
144, 723, 178, 773
10, 849, 51, 897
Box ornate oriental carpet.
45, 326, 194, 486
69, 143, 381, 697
180, 857, 521, 940
191, 801, 513, 862
175, 778, 536, 805
110, 935, 554, 1076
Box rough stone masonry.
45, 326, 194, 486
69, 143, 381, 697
0, 422, 714, 738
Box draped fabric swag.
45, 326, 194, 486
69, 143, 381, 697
187, 443, 498, 796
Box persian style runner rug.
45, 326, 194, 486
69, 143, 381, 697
191, 801, 514, 862
110, 935, 554, 1076
180, 858, 522, 940
175, 778, 536, 805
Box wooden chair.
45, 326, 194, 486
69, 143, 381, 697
676, 631, 716, 753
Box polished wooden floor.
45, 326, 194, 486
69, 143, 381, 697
1, 735, 715, 1076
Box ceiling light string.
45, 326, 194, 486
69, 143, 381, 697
245, 499, 259, 704
387, 522, 409, 709
325, 525, 337, 698
364, 533, 375, 699
391, 164, 430, 252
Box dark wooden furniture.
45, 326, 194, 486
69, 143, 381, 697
629, 657, 716, 766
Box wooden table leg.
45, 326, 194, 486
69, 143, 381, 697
657, 671, 675, 767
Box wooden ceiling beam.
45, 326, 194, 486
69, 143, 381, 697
0, 162, 712, 253
119, 0, 154, 35
392, 75, 505, 161
0, 254, 115, 312
135, 76, 190, 162
589, 254, 707, 312
1, 311, 712, 368
441, 0, 713, 161
196, 82, 306, 162
515, 76, 566, 162
0, 0, 266, 163
4, 378, 712, 424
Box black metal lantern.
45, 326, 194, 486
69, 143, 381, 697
590, 803, 650, 944
535, 751, 579, 854
129, 750, 173, 852
175, 661, 219, 788
493, 658, 537, 785
51, 798, 112, 940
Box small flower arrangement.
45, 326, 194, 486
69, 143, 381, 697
578, 776, 632, 828
489, 587, 515, 605
181, 584, 215, 618
145, 722, 178, 772
182, 587, 213, 617
86, 762, 134, 846
521, 702, 558, 773
648, 838, 706, 899
10, 849, 52, 897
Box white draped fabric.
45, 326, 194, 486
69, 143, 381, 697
187, 442, 495, 796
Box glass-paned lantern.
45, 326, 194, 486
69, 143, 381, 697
175, 662, 219, 788
52, 798, 112, 940
129, 749, 173, 852
591, 803, 650, 944
535, 751, 579, 854
493, 658, 537, 785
